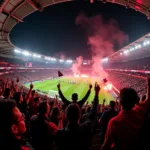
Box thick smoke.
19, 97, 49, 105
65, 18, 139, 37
71, 56, 83, 75
76, 13, 128, 78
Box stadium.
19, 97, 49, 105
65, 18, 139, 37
0, 0, 150, 150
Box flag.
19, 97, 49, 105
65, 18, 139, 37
103, 78, 108, 83
58, 71, 63, 77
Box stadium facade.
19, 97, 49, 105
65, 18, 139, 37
0, 0, 149, 64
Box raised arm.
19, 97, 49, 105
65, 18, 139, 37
25, 83, 34, 104
57, 83, 70, 106
88, 82, 100, 121
11, 80, 18, 93
78, 84, 92, 107
140, 77, 150, 107
146, 77, 150, 102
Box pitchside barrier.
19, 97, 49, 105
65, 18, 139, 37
48, 90, 59, 98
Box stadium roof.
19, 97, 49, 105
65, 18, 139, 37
107, 32, 150, 62
0, 0, 150, 59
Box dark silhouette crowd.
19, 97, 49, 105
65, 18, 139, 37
0, 73, 150, 150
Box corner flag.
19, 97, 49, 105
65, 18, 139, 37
58, 71, 63, 77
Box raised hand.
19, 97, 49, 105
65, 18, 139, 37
11, 80, 14, 85
103, 99, 106, 103
57, 83, 60, 89
30, 82, 34, 89
146, 77, 150, 101
94, 82, 100, 93
89, 83, 92, 89
16, 77, 19, 83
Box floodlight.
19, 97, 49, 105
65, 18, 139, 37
22, 51, 31, 56
66, 60, 73, 63
59, 59, 64, 62
51, 58, 56, 61
135, 45, 138, 49
124, 50, 129, 54
144, 40, 150, 46
14, 49, 21, 53
33, 54, 40, 58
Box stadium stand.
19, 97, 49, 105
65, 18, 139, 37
104, 57, 150, 70
0, 1, 150, 150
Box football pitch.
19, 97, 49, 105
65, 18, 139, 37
25, 77, 114, 105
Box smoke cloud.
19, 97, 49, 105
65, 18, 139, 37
71, 56, 83, 75
76, 13, 128, 78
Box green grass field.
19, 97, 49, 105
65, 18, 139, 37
25, 77, 114, 105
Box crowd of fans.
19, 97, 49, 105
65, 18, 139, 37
0, 68, 150, 150
107, 71, 147, 98
0, 56, 73, 68
104, 56, 150, 70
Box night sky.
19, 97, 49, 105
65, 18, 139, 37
10, 1, 150, 59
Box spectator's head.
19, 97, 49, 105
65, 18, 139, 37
50, 101, 54, 108
87, 106, 91, 113
32, 90, 35, 96
141, 95, 146, 102
51, 106, 60, 118
104, 107, 108, 111
34, 97, 41, 104
81, 108, 85, 115
3, 88, 11, 99
61, 103, 67, 111
72, 93, 78, 102
13, 92, 23, 104
38, 101, 50, 116
0, 99, 26, 142
120, 88, 139, 110
109, 101, 116, 109
66, 103, 81, 124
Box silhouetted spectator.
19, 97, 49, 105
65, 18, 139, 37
55, 83, 100, 150
3, 88, 11, 99
81, 106, 91, 123
50, 106, 60, 126
30, 101, 58, 150
99, 101, 118, 147
57, 83, 92, 107
101, 78, 150, 150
